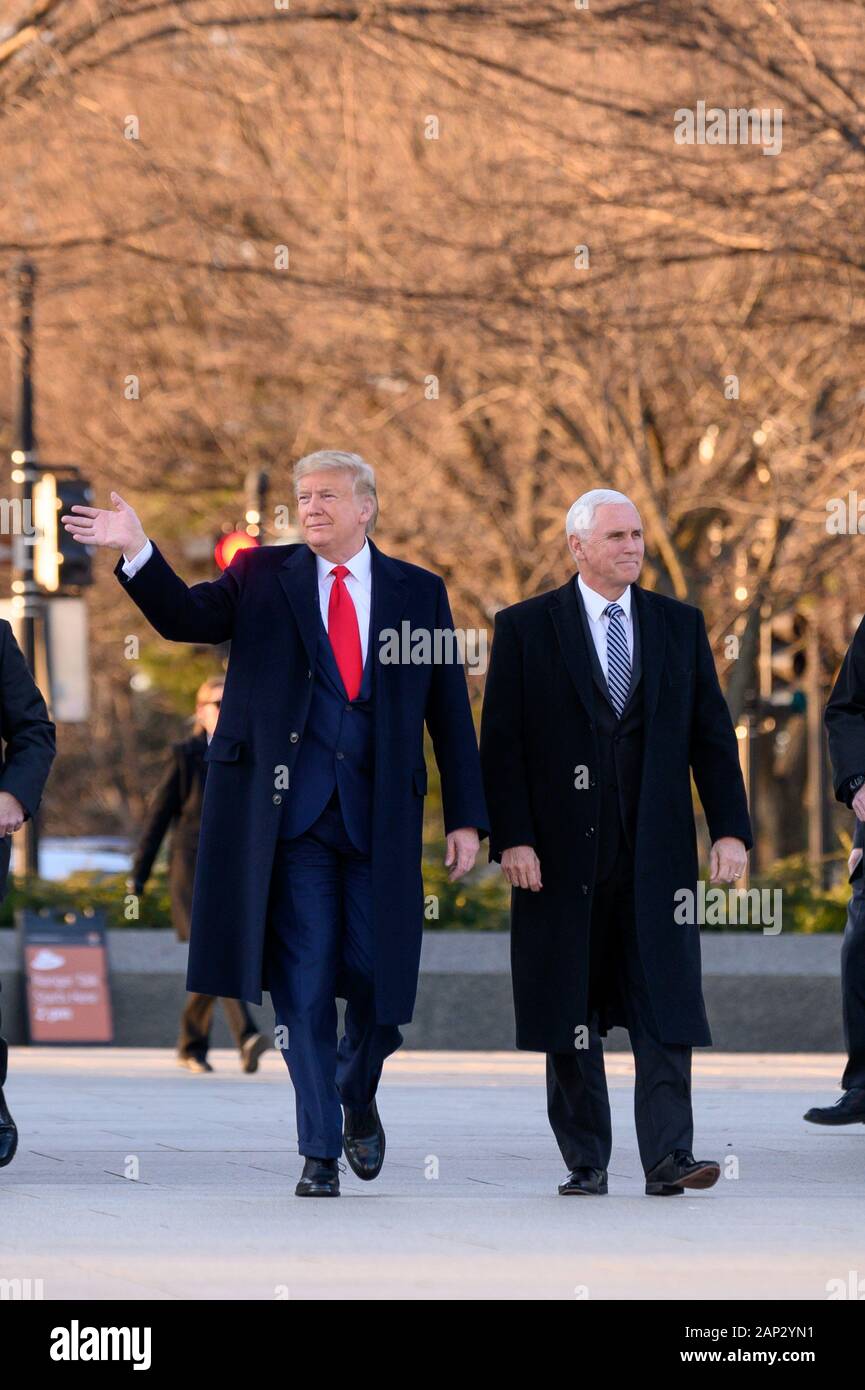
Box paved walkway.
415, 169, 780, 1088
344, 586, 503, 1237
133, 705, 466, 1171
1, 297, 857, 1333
1, 1049, 862, 1299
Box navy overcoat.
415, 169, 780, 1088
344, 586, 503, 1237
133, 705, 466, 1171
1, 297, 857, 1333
115, 539, 488, 1021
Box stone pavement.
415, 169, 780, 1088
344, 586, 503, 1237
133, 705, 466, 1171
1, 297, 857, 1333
0, 1048, 863, 1300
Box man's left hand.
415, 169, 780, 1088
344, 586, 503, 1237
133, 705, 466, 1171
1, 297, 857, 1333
709, 836, 748, 883
0, 791, 26, 837
445, 827, 480, 882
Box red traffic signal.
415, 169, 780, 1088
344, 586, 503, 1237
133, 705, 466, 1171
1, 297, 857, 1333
214, 531, 259, 571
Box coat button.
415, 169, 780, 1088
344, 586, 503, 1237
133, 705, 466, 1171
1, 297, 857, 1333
336, 751, 345, 760
307, 670, 312, 679
585, 826, 594, 837
272, 793, 282, 805
581, 884, 589, 894
290, 732, 299, 743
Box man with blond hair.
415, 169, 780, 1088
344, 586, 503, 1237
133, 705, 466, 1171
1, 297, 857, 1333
63, 450, 487, 1197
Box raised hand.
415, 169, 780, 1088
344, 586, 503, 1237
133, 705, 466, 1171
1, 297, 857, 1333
60, 491, 147, 557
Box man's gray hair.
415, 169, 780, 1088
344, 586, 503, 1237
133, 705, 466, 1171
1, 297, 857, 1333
565, 488, 638, 541
293, 449, 379, 535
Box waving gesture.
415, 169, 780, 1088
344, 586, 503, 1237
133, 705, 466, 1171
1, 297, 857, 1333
61, 491, 147, 559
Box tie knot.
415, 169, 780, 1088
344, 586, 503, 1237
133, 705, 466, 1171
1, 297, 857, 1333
330, 564, 350, 582
604, 602, 624, 620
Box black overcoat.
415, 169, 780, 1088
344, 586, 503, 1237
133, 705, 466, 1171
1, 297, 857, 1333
0, 619, 56, 904
479, 577, 753, 1050
130, 733, 208, 941
115, 538, 488, 1020
825, 620, 865, 885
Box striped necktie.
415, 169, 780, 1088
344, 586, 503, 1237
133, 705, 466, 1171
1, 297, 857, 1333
603, 601, 631, 717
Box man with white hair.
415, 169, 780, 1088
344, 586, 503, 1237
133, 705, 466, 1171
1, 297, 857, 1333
480, 489, 752, 1196
63, 451, 488, 1197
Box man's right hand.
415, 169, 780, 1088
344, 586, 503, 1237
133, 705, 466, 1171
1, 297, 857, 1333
501, 845, 543, 891
61, 491, 148, 562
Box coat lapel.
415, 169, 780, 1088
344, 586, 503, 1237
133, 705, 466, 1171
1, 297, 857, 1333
631, 584, 664, 726
549, 579, 595, 722
368, 538, 408, 680
276, 537, 408, 685
277, 543, 321, 670
549, 577, 665, 727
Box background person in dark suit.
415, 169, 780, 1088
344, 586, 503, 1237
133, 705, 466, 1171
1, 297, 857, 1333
0, 620, 56, 1169
127, 675, 269, 1075
480, 489, 752, 1197
814, 634, 865, 1125
62, 451, 488, 1197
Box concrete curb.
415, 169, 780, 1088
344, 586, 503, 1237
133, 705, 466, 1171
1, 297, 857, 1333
0, 929, 846, 1050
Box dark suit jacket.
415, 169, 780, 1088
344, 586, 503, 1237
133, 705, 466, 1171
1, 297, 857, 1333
0, 620, 56, 904
131, 732, 208, 939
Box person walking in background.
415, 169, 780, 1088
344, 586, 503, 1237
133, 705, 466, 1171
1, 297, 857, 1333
480, 488, 752, 1197
811, 631, 865, 1125
0, 620, 56, 1169
127, 676, 270, 1076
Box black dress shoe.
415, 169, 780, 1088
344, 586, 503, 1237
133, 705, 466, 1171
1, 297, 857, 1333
342, 1099, 385, 1180
804, 1089, 865, 1125
558, 1166, 608, 1195
645, 1148, 720, 1195
295, 1157, 340, 1197
0, 1088, 18, 1169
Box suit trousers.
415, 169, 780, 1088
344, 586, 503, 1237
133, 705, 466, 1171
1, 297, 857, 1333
177, 994, 258, 1060
841, 873, 865, 1091
266, 790, 403, 1158
546, 837, 694, 1174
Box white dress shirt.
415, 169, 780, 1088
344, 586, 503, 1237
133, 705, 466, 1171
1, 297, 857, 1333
577, 573, 634, 681
123, 538, 373, 665
121, 538, 153, 577
316, 539, 372, 665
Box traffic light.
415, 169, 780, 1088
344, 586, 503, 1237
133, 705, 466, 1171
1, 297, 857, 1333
214, 531, 259, 571
768, 610, 807, 712
32, 472, 60, 591
33, 473, 94, 592
56, 478, 94, 590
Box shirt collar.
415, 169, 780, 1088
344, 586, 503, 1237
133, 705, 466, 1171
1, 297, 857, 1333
577, 572, 632, 623
315, 537, 371, 585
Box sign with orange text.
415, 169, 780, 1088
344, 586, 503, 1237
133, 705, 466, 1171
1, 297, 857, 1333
17, 909, 113, 1044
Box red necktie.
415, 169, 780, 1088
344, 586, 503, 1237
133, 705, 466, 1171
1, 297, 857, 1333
327, 565, 363, 700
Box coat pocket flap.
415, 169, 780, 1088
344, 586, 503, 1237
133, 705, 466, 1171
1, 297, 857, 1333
204, 734, 246, 763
